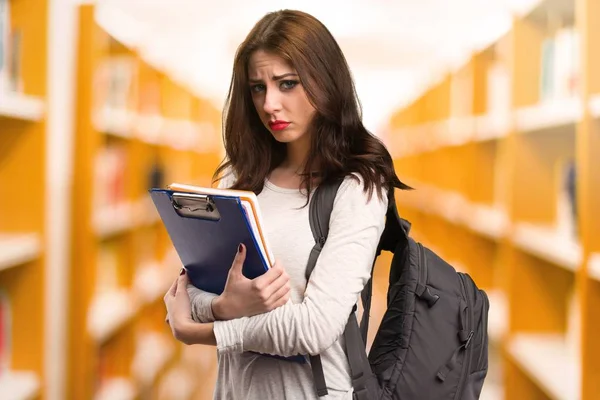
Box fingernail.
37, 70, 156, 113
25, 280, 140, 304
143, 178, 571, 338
238, 243, 243, 253
179, 267, 186, 276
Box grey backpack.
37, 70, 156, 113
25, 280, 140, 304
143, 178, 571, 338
306, 179, 490, 400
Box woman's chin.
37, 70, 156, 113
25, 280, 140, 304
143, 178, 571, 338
268, 125, 308, 144
270, 131, 295, 143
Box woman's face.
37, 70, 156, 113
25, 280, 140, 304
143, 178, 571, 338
248, 50, 316, 145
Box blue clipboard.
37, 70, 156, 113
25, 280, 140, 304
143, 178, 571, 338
149, 189, 270, 294
149, 188, 307, 364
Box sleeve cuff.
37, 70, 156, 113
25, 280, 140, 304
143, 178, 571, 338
187, 285, 218, 323
214, 319, 247, 354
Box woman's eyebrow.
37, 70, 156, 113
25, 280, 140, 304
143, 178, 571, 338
249, 72, 298, 84
272, 72, 298, 80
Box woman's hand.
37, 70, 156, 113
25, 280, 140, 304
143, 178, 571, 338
212, 243, 291, 320
164, 269, 196, 344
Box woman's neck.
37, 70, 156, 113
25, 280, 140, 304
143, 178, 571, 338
283, 134, 311, 173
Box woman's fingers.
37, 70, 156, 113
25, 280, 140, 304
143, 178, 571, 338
265, 279, 291, 310
253, 260, 284, 291
164, 277, 178, 301
176, 269, 189, 295
229, 243, 246, 276
165, 268, 187, 324
259, 267, 290, 302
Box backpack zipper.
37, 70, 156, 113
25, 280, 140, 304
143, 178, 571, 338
455, 274, 474, 400
476, 290, 489, 370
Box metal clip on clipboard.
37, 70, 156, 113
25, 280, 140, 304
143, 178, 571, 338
171, 192, 221, 221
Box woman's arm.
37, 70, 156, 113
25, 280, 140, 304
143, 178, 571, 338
211, 176, 388, 357
187, 285, 218, 323
164, 272, 217, 346
186, 246, 291, 323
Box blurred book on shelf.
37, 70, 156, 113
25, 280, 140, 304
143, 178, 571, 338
148, 158, 165, 190
93, 55, 138, 125
0, 0, 23, 94
7, 28, 21, 93
94, 144, 128, 212
540, 27, 580, 103
0, 0, 9, 93
555, 158, 578, 242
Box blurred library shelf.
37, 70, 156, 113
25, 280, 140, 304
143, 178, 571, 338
588, 253, 600, 282
387, 0, 600, 399
65, 3, 224, 399
512, 222, 582, 271
0, 371, 41, 400
513, 97, 582, 133
93, 377, 138, 400
131, 332, 176, 387
1, 0, 223, 398
0, 0, 49, 398
589, 93, 600, 117
0, 92, 44, 121
506, 333, 580, 400
0, 233, 41, 272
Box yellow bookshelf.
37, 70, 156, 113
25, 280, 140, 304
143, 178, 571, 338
578, 0, 600, 398
0, 0, 47, 398
387, 0, 600, 398
69, 4, 223, 399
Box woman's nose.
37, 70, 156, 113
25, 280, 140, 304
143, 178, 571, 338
263, 90, 282, 114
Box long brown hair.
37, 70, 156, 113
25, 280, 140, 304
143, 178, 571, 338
214, 9, 411, 203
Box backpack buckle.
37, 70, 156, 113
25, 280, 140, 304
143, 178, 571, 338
352, 387, 370, 400
417, 284, 440, 308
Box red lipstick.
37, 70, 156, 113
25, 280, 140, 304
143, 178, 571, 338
268, 120, 290, 131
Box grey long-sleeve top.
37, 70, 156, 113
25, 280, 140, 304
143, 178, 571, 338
187, 174, 388, 399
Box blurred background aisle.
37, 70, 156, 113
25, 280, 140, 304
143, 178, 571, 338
0, 0, 598, 399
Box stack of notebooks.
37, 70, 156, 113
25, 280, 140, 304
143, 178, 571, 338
151, 183, 307, 363
149, 183, 275, 294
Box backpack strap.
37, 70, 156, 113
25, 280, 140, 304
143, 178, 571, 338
307, 177, 374, 399
378, 189, 411, 253
305, 178, 344, 280
306, 178, 344, 397
359, 263, 375, 344
344, 312, 372, 400
307, 180, 411, 398
360, 190, 411, 341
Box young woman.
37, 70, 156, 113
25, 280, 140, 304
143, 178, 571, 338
164, 9, 409, 399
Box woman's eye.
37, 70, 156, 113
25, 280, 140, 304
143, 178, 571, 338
280, 80, 298, 90
251, 84, 266, 93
